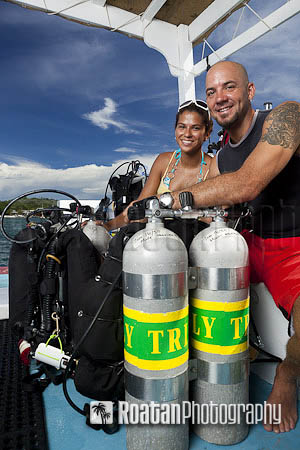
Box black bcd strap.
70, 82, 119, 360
22, 364, 64, 392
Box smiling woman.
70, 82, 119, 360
100, 100, 214, 232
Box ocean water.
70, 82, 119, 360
0, 217, 26, 266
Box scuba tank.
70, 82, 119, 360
122, 193, 250, 447
189, 210, 250, 445
82, 219, 111, 256
123, 197, 189, 450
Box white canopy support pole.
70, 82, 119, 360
92, 0, 107, 6
143, 21, 180, 78
141, 0, 168, 25
144, 22, 195, 104
193, 0, 300, 76
188, 0, 246, 45
177, 25, 195, 105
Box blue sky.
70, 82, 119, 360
0, 0, 299, 201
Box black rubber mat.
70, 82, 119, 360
0, 320, 48, 450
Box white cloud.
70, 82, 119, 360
0, 154, 47, 168
114, 147, 137, 153
83, 97, 152, 134
0, 154, 157, 201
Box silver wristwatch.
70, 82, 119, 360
159, 192, 174, 209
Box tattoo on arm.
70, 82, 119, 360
260, 102, 300, 149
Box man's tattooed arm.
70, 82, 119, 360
260, 102, 300, 151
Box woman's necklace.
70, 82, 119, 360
198, 150, 207, 183
163, 149, 181, 188
163, 149, 207, 189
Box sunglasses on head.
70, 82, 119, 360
178, 99, 210, 119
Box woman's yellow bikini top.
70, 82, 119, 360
156, 150, 210, 195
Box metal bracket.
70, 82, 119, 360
189, 358, 198, 381
188, 358, 249, 385
188, 267, 198, 290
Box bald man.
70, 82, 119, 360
169, 61, 300, 433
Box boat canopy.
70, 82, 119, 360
6, 0, 300, 102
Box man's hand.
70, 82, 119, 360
95, 220, 110, 231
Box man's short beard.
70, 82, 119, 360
215, 112, 239, 130
214, 101, 251, 131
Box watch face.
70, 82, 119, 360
159, 193, 174, 209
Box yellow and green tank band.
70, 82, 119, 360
124, 305, 189, 370
190, 297, 249, 355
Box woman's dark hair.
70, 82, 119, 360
175, 103, 213, 133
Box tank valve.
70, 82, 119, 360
179, 191, 193, 210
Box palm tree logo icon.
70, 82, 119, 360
90, 401, 113, 424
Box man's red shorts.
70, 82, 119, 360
242, 230, 300, 318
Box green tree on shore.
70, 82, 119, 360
0, 198, 57, 215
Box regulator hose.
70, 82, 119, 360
0, 189, 81, 244
103, 160, 148, 203
40, 239, 58, 334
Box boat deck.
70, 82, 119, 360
45, 370, 300, 450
